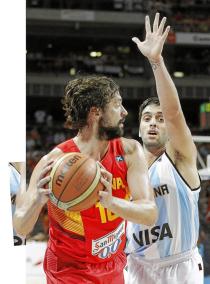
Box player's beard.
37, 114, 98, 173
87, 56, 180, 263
98, 118, 124, 140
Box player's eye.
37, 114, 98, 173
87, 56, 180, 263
158, 117, 164, 122
114, 100, 121, 107
143, 116, 151, 121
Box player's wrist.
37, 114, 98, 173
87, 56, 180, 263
149, 56, 163, 71
106, 196, 119, 212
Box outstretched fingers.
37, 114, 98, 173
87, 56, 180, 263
162, 25, 170, 42
131, 12, 169, 60
153, 12, 160, 33
145, 15, 151, 34
157, 16, 167, 35
132, 37, 142, 49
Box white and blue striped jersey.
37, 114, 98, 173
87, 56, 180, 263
10, 163, 26, 246
126, 152, 200, 259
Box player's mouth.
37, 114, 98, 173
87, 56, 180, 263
119, 119, 125, 127
147, 130, 158, 137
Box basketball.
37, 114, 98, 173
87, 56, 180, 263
49, 152, 104, 211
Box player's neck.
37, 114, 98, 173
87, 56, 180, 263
73, 134, 109, 161
143, 145, 165, 167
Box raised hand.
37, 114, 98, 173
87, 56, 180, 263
132, 13, 170, 63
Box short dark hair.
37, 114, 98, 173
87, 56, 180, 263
62, 75, 119, 129
138, 97, 160, 122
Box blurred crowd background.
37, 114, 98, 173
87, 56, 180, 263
26, 0, 210, 279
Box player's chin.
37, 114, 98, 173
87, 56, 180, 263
144, 139, 159, 147
118, 123, 125, 132
119, 127, 124, 136
146, 135, 159, 142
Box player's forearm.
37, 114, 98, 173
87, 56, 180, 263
150, 57, 182, 119
108, 197, 157, 226
13, 194, 45, 236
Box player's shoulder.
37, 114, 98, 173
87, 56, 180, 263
31, 148, 64, 180
121, 137, 143, 155
39, 147, 63, 165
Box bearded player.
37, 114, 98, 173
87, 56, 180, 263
14, 75, 157, 283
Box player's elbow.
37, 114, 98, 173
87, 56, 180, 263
13, 212, 31, 237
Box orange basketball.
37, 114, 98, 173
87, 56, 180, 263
49, 152, 104, 211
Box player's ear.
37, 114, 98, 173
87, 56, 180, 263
87, 107, 102, 125
90, 107, 101, 117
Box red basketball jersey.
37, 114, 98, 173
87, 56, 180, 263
47, 138, 130, 264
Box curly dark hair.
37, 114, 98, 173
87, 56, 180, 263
62, 75, 119, 129
138, 97, 160, 122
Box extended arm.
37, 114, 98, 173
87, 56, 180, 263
132, 13, 197, 161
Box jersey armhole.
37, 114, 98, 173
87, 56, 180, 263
165, 151, 201, 191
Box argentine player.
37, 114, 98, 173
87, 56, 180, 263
126, 13, 203, 284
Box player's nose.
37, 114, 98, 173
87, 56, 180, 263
122, 105, 128, 117
149, 116, 157, 126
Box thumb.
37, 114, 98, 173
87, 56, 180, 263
98, 190, 107, 198
132, 37, 141, 46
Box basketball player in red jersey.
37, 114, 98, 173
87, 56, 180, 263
14, 76, 157, 283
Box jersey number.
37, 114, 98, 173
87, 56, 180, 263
96, 203, 118, 223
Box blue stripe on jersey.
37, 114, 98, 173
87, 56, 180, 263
155, 195, 172, 257
150, 165, 171, 258
172, 167, 199, 252
194, 203, 199, 242
10, 166, 20, 196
